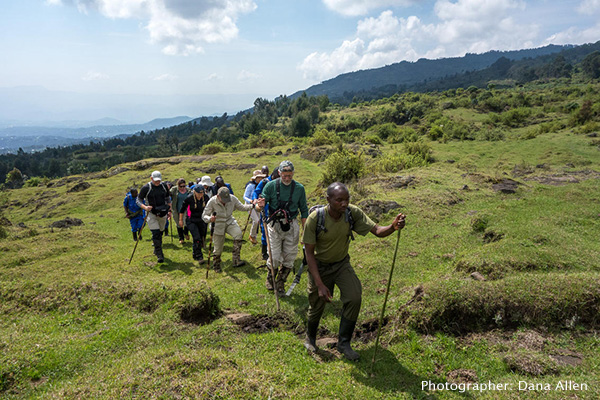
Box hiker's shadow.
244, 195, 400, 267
352, 347, 474, 400
157, 259, 194, 275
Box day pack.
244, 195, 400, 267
309, 205, 355, 241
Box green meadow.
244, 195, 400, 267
1, 82, 600, 399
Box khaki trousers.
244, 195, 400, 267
212, 222, 243, 256
266, 219, 299, 270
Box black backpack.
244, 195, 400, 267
146, 182, 170, 217
309, 205, 355, 241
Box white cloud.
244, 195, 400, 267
544, 23, 600, 45
206, 73, 222, 81
45, 0, 63, 5
322, 0, 417, 17
300, 0, 541, 82
578, 0, 600, 14
153, 73, 178, 81
237, 70, 260, 81
82, 71, 109, 81
50, 0, 257, 55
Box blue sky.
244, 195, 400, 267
1, 0, 599, 123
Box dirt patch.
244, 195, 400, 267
179, 306, 218, 325
67, 182, 91, 193
300, 146, 333, 163
492, 178, 520, 194
504, 351, 559, 376
50, 217, 84, 228
380, 175, 416, 190
482, 230, 504, 243
229, 312, 297, 334
47, 176, 83, 188
522, 170, 600, 186
357, 199, 402, 219
550, 350, 583, 367
189, 163, 258, 174
447, 369, 478, 384
354, 317, 389, 342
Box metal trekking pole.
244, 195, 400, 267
206, 212, 216, 279
370, 228, 402, 374
286, 246, 307, 296
262, 210, 280, 311
128, 219, 147, 265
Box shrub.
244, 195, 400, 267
321, 146, 365, 186
478, 128, 505, 141
23, 177, 41, 187
236, 130, 285, 149
200, 141, 228, 155
364, 134, 383, 145
308, 128, 340, 147
404, 140, 433, 163
377, 152, 430, 172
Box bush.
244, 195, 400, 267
308, 128, 341, 147
388, 127, 419, 144
377, 152, 430, 173
200, 141, 228, 155
404, 140, 433, 163
23, 177, 41, 187
236, 130, 285, 150
321, 146, 365, 186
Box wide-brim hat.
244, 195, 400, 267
200, 175, 213, 186
251, 169, 266, 181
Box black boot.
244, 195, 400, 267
151, 230, 164, 263
337, 317, 359, 361
304, 320, 320, 353
132, 231, 138, 242
261, 244, 268, 261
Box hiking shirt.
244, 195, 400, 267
180, 193, 209, 224
171, 186, 190, 216
243, 181, 257, 204
202, 194, 252, 236
123, 193, 142, 215
261, 179, 309, 220
303, 204, 375, 264
137, 182, 170, 209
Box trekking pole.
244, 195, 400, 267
262, 210, 280, 311
170, 215, 173, 243
206, 212, 217, 279
241, 205, 254, 239
370, 228, 402, 374
128, 219, 147, 265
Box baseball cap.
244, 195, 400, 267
217, 186, 231, 203
151, 171, 162, 181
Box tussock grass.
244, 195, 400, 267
402, 272, 600, 334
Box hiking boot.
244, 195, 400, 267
249, 235, 257, 245
198, 258, 207, 265
337, 317, 360, 361
265, 267, 277, 291
304, 320, 320, 353
213, 255, 222, 273
163, 229, 168, 237
261, 244, 268, 261
132, 231, 138, 242
137, 231, 142, 240
152, 237, 164, 263
184, 234, 190, 241
232, 240, 245, 268
275, 266, 292, 295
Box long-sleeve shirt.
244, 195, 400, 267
261, 178, 309, 220
243, 181, 257, 204
180, 193, 209, 223
202, 194, 253, 235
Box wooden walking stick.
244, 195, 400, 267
262, 210, 280, 311
206, 212, 217, 279
370, 228, 402, 374
128, 219, 147, 265
241, 205, 254, 239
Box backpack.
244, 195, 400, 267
266, 178, 296, 232
309, 205, 355, 241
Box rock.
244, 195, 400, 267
225, 313, 253, 325
470, 272, 486, 281
357, 199, 402, 218
50, 217, 84, 229
492, 179, 519, 194
67, 182, 91, 193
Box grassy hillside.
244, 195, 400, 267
1, 82, 600, 399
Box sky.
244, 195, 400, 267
1, 0, 599, 124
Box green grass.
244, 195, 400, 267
1, 99, 600, 398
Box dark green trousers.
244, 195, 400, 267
307, 255, 362, 324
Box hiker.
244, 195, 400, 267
202, 187, 264, 272
136, 171, 172, 263
170, 178, 191, 244
260, 160, 309, 294
243, 170, 266, 245
302, 182, 406, 360
253, 166, 280, 263
123, 187, 145, 241
211, 175, 234, 197
179, 185, 210, 264
199, 175, 214, 199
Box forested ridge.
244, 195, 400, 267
1, 41, 600, 187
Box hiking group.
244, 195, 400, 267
123, 160, 406, 360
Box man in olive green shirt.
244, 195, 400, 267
261, 160, 309, 294
302, 182, 406, 360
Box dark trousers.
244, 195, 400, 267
176, 226, 189, 241
186, 219, 207, 260
307, 255, 362, 324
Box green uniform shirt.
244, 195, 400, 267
303, 204, 375, 263
261, 178, 309, 220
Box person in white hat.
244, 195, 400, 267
203, 187, 264, 272
136, 170, 172, 262
243, 170, 267, 245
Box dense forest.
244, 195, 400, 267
1, 43, 600, 187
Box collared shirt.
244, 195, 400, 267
202, 194, 252, 235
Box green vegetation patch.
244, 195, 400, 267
402, 272, 600, 334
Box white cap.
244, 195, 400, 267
151, 171, 162, 181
